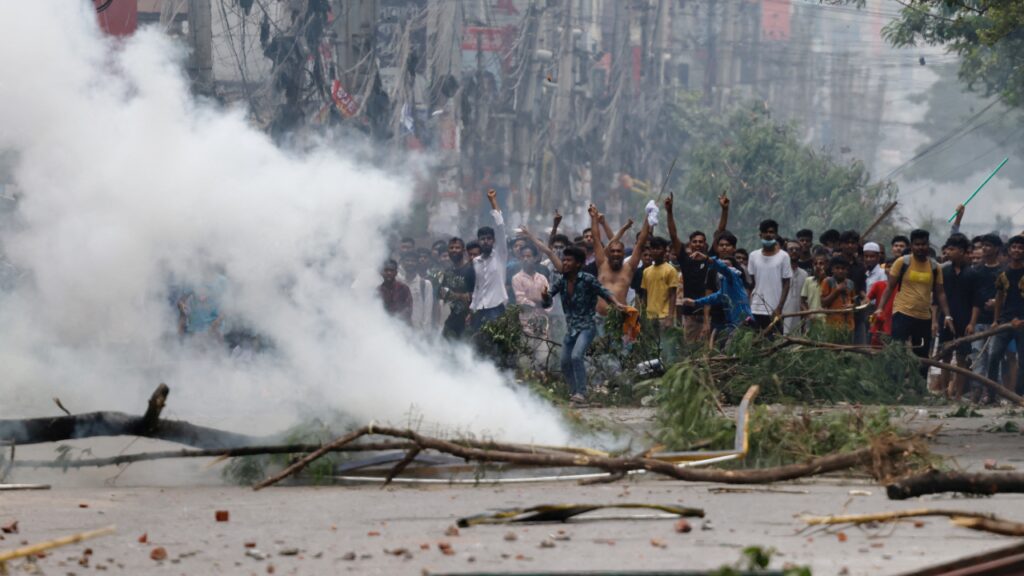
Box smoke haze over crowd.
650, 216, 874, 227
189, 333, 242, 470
0, 3, 567, 444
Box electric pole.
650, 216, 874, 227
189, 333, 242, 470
187, 0, 214, 96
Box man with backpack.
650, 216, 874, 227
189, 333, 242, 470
876, 229, 955, 370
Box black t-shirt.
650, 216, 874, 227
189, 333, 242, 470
797, 257, 814, 273
998, 267, 1024, 323
677, 249, 717, 315
583, 262, 599, 277
971, 263, 1002, 325
847, 261, 867, 294
941, 263, 974, 330
440, 262, 476, 315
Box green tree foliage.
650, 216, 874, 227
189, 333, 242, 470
669, 97, 898, 245
849, 0, 1024, 107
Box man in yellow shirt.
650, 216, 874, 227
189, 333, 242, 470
877, 229, 954, 370
640, 236, 679, 327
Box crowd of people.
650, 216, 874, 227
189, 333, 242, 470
380, 189, 1024, 406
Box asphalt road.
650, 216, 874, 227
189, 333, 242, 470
1, 406, 1023, 575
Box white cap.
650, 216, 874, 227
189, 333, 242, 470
863, 242, 881, 253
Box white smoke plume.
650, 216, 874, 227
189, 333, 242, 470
0, 3, 568, 444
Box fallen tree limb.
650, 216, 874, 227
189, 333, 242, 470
887, 470, 1024, 500
952, 516, 1024, 537
934, 322, 1014, 359
782, 337, 1024, 406
803, 508, 996, 526
0, 384, 262, 449
13, 441, 419, 469
253, 424, 923, 491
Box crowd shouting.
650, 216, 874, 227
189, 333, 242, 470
379, 189, 1024, 406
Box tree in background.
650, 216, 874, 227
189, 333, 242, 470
669, 99, 898, 246
840, 0, 1024, 107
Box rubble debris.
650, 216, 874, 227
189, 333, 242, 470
215, 510, 229, 522
149, 547, 167, 561
674, 519, 692, 533
0, 526, 114, 568
0, 522, 17, 535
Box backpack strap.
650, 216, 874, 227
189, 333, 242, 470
895, 254, 939, 290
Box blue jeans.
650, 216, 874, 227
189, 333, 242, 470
561, 328, 597, 397
988, 326, 1024, 394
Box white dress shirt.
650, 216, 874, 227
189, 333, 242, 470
470, 210, 508, 311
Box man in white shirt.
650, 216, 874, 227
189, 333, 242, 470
469, 189, 509, 332
747, 219, 792, 334
863, 242, 886, 295
783, 240, 809, 335
401, 252, 435, 331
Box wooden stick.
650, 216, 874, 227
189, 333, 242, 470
13, 441, 419, 469
861, 201, 898, 241
887, 470, 1024, 500
253, 426, 372, 490
0, 526, 115, 563
934, 322, 1015, 359
803, 509, 996, 526
779, 304, 869, 320
254, 424, 920, 491
382, 447, 421, 488
952, 516, 1024, 537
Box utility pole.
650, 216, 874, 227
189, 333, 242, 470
187, 0, 214, 96
548, 0, 574, 213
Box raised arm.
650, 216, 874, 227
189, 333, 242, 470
598, 213, 615, 247
716, 191, 730, 235
487, 189, 507, 263
521, 226, 562, 272
665, 193, 683, 257
951, 204, 965, 235
589, 204, 606, 267
626, 218, 651, 269
611, 218, 634, 245
547, 209, 562, 247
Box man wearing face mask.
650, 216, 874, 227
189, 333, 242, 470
439, 237, 476, 339
747, 219, 792, 333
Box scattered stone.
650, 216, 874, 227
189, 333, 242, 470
137, 533, 147, 544
444, 525, 460, 537
215, 510, 230, 522
149, 547, 167, 561
650, 539, 667, 549
674, 519, 692, 533
1, 520, 18, 534
245, 549, 268, 561
538, 539, 555, 549
278, 548, 299, 556
341, 552, 356, 561
438, 542, 455, 556
503, 532, 518, 542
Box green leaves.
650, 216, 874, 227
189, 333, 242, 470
670, 99, 897, 244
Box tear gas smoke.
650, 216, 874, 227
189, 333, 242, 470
0, 4, 568, 444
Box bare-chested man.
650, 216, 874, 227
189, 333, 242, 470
588, 204, 650, 316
